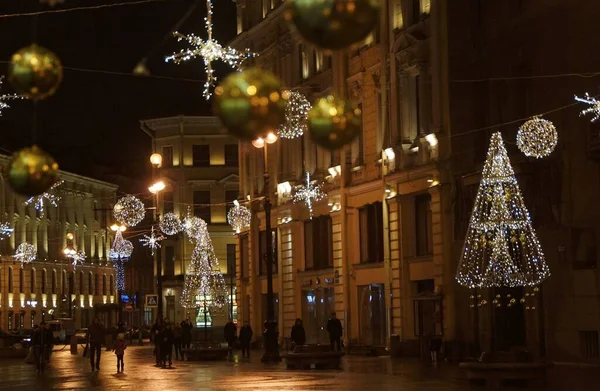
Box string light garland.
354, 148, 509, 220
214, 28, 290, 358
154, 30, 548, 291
165, 0, 255, 99
516, 117, 558, 159
159, 212, 182, 236
24, 180, 63, 217
0, 222, 14, 240
139, 226, 165, 255
575, 93, 600, 122
293, 171, 326, 217
113, 195, 146, 227
110, 230, 133, 291
227, 200, 251, 233
14, 243, 36, 265
0, 76, 26, 116
456, 132, 550, 288
182, 207, 208, 243
278, 91, 311, 139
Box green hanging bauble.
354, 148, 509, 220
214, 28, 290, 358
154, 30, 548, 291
8, 44, 63, 101
308, 95, 362, 150
7, 145, 59, 197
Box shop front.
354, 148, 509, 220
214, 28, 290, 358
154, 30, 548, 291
301, 287, 334, 344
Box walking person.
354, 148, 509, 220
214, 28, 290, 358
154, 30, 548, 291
180, 318, 192, 349
290, 318, 306, 350
113, 333, 127, 374
151, 318, 163, 366
32, 322, 52, 373
238, 321, 253, 359
326, 312, 343, 352
160, 323, 174, 368
87, 317, 106, 372
224, 318, 237, 358
173, 324, 183, 360
429, 335, 442, 364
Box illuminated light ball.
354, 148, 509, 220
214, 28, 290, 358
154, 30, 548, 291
285, 0, 380, 50
113, 195, 146, 227
516, 117, 558, 159
160, 212, 182, 236
8, 44, 63, 100
307, 95, 362, 150
7, 145, 59, 197
213, 68, 287, 140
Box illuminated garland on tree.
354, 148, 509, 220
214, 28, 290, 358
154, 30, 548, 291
165, 0, 255, 99
575, 93, 600, 122
14, 243, 36, 265
0, 76, 26, 116
139, 226, 165, 255
278, 91, 311, 139
456, 132, 550, 288
227, 200, 251, 233
293, 171, 326, 217
159, 212, 182, 236
113, 195, 146, 227
109, 230, 133, 291
24, 180, 63, 217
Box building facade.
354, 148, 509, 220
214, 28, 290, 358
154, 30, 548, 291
230, 0, 600, 362
0, 155, 119, 331
140, 116, 239, 331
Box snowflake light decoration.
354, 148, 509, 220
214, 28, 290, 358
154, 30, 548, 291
575, 93, 600, 122
66, 249, 86, 269
140, 226, 165, 255
14, 243, 36, 265
516, 117, 558, 159
227, 200, 251, 233
165, 0, 255, 99
0, 76, 26, 116
278, 91, 311, 139
0, 222, 14, 240
24, 180, 63, 217
160, 212, 182, 236
113, 195, 146, 227
293, 171, 326, 218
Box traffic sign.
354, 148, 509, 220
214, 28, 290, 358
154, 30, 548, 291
145, 294, 158, 308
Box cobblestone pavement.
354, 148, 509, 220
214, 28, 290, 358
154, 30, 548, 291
0, 345, 596, 390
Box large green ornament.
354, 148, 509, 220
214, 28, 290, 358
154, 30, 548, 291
308, 95, 362, 150
285, 0, 380, 50
7, 145, 59, 197
8, 44, 63, 101
213, 68, 288, 140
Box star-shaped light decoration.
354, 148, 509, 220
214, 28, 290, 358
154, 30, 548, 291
0, 222, 14, 241
140, 226, 165, 255
292, 171, 327, 218
0, 76, 26, 116
165, 0, 256, 99
65, 248, 86, 269
14, 243, 37, 265
24, 180, 63, 217
575, 93, 600, 122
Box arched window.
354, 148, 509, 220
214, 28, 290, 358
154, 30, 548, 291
109, 275, 114, 294
8, 267, 13, 292
69, 271, 75, 295
62, 270, 67, 295
19, 268, 24, 293
42, 269, 47, 293
94, 274, 100, 295
30, 268, 36, 294
52, 270, 57, 294
102, 274, 107, 295
88, 272, 93, 295
80, 271, 84, 295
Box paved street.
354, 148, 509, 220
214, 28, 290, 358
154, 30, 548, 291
0, 345, 597, 390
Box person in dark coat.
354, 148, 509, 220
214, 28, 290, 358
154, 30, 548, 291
32, 322, 53, 372
290, 318, 306, 349
238, 321, 253, 358
223, 318, 237, 357
180, 318, 193, 349
151, 318, 163, 366
173, 324, 183, 360
326, 312, 343, 352
86, 317, 106, 372
160, 323, 174, 368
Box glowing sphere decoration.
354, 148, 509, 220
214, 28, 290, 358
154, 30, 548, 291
285, 0, 380, 50
213, 68, 288, 140
160, 212, 183, 236
278, 91, 311, 139
307, 95, 362, 150
8, 44, 63, 100
516, 117, 558, 159
14, 242, 37, 265
113, 195, 146, 227
227, 201, 252, 233
7, 145, 59, 197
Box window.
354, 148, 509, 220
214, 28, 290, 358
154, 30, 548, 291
355, 103, 364, 165
224, 144, 239, 167
110, 275, 114, 294
162, 146, 173, 168
102, 275, 107, 295
19, 268, 24, 293
299, 44, 309, 80
193, 191, 211, 223
42, 269, 47, 293
7, 312, 13, 331
415, 75, 421, 136
8, 267, 13, 292
88, 272, 93, 295
79, 271, 84, 295
165, 246, 175, 276
62, 270, 67, 295
52, 270, 57, 294
240, 235, 249, 278
420, 0, 431, 15
259, 229, 278, 275
225, 190, 239, 217
359, 202, 384, 263
95, 274, 100, 295
412, 0, 421, 22
192, 145, 210, 167
304, 216, 333, 270
393, 0, 404, 29
572, 228, 597, 269
314, 49, 323, 73
69, 272, 75, 295
30, 269, 36, 293
227, 244, 236, 277
415, 194, 433, 256
579, 331, 599, 359
163, 191, 174, 214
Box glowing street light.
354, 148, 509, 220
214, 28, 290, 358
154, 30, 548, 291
149, 180, 166, 194
150, 153, 163, 167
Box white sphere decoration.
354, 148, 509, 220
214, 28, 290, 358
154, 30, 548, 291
14, 242, 36, 264
516, 117, 558, 159
159, 212, 182, 236
227, 202, 251, 233
113, 195, 146, 227
278, 91, 311, 139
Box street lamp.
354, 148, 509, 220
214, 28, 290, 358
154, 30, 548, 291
150, 153, 163, 166
252, 131, 281, 362
150, 153, 164, 318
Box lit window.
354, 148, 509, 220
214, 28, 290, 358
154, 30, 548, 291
393, 0, 404, 29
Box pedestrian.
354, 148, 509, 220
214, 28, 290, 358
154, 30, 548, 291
290, 318, 306, 349
326, 312, 343, 352
173, 324, 183, 360
429, 336, 442, 364
31, 321, 52, 373
86, 317, 106, 372
224, 318, 237, 358
160, 323, 174, 368
238, 321, 253, 359
113, 333, 127, 374
151, 318, 163, 366
180, 318, 192, 349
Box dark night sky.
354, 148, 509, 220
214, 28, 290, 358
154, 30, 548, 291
0, 0, 237, 192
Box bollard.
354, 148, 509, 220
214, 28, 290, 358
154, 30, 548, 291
70, 335, 78, 355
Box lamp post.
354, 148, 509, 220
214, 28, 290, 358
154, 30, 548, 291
149, 154, 165, 318
252, 131, 281, 362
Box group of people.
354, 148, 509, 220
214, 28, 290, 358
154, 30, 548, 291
85, 318, 132, 373
150, 317, 193, 367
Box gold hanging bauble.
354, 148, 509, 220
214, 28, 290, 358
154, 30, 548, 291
307, 95, 362, 150
7, 44, 63, 100
213, 68, 288, 140
285, 0, 380, 50
7, 145, 59, 197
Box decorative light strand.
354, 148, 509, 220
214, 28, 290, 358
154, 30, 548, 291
110, 230, 133, 291
278, 91, 311, 139
113, 195, 146, 227
165, 0, 255, 99
182, 207, 208, 243
456, 132, 550, 288
159, 212, 182, 236
14, 243, 36, 265
227, 200, 251, 233
24, 180, 63, 217
575, 93, 600, 122
139, 226, 165, 255
293, 171, 326, 217
0, 76, 26, 116
516, 117, 558, 159
0, 222, 14, 240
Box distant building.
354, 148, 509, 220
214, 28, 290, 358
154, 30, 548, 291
140, 116, 239, 329
0, 155, 119, 330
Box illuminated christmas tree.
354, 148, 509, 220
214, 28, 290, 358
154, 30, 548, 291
456, 132, 550, 288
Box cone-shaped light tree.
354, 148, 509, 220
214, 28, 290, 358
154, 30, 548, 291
456, 132, 551, 288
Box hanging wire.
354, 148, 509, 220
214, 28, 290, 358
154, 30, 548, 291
0, 0, 171, 19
